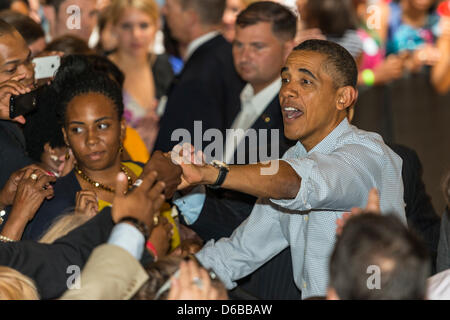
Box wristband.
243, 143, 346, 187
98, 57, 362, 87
146, 241, 158, 261
117, 216, 150, 240
362, 69, 376, 86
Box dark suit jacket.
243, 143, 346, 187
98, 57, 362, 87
0, 207, 114, 299
0, 207, 153, 300
437, 207, 450, 273
154, 34, 245, 153
388, 143, 441, 274
0, 120, 32, 189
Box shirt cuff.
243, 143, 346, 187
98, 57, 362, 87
173, 185, 206, 225
107, 223, 145, 260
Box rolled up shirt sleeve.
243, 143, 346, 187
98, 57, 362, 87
272, 144, 384, 212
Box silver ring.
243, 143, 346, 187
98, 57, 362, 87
191, 277, 203, 289
30, 173, 38, 181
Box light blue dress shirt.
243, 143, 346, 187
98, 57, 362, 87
195, 118, 406, 299
107, 223, 145, 260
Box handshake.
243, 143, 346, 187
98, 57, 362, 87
111, 147, 212, 228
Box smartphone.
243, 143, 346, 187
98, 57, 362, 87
9, 86, 43, 118
33, 55, 61, 80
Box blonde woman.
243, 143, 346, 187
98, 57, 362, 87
39, 213, 92, 244
108, 0, 174, 153
0, 267, 39, 300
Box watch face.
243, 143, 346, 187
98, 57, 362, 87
211, 160, 228, 169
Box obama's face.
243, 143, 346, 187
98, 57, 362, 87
280, 50, 357, 151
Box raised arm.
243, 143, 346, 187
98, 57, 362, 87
173, 144, 301, 200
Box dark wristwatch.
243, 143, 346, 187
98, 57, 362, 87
208, 160, 229, 189
118, 216, 150, 240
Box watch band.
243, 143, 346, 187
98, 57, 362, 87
209, 166, 229, 189
118, 216, 150, 240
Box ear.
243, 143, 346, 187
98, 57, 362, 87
186, 8, 198, 27
43, 142, 53, 154
335, 86, 358, 112
326, 287, 340, 300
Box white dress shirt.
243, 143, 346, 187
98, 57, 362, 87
196, 118, 406, 299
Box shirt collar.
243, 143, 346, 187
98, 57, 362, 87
184, 31, 220, 61
240, 78, 281, 110
295, 117, 352, 155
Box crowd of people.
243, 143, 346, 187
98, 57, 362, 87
0, 0, 448, 301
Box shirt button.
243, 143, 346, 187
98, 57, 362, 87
303, 282, 307, 288
304, 216, 309, 221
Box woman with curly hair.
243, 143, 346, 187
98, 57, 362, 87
22, 56, 173, 262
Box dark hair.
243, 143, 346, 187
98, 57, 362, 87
23, 86, 65, 162
236, 1, 297, 40
85, 54, 125, 88
45, 35, 94, 55
0, 0, 13, 11
303, 0, 357, 37
133, 256, 182, 300
0, 18, 16, 36
52, 55, 124, 126
294, 39, 358, 88
329, 214, 430, 300
133, 256, 226, 300
180, 0, 226, 25
0, 11, 44, 44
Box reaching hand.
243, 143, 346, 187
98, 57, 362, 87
142, 150, 182, 199
336, 188, 381, 236
111, 170, 166, 229
10, 168, 56, 222
171, 143, 207, 190
167, 260, 227, 300
148, 216, 173, 259
0, 164, 50, 207
0, 79, 31, 124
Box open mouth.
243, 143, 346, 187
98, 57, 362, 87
283, 106, 304, 120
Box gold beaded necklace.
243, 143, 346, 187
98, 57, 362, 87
75, 164, 133, 193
